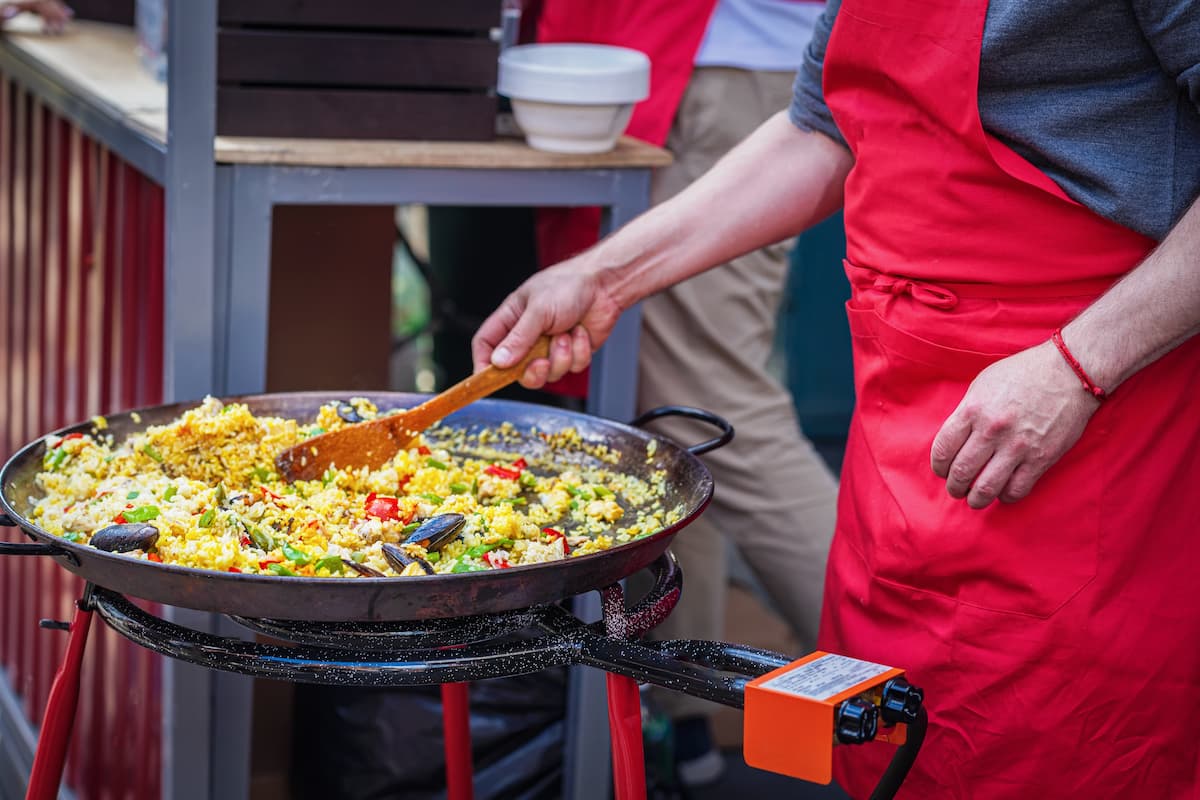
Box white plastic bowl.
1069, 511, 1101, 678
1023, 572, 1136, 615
499, 44, 651, 154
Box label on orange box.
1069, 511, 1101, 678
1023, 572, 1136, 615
759, 653, 893, 701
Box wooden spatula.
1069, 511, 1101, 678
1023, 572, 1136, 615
276, 336, 552, 483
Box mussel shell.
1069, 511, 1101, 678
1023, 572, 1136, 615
341, 557, 384, 578
90, 523, 160, 553
402, 513, 465, 552
336, 402, 364, 424
381, 543, 435, 575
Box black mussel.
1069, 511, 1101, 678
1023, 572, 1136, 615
336, 402, 364, 424
341, 557, 385, 578
402, 513, 465, 552
382, 543, 435, 575
90, 523, 160, 553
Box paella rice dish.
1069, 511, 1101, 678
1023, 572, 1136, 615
29, 397, 684, 578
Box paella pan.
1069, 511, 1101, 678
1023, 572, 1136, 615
0, 392, 731, 621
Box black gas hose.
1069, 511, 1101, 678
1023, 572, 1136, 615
868, 706, 928, 800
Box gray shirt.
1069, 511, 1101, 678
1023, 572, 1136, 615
790, 0, 1200, 241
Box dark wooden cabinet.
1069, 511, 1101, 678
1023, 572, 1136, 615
215, 0, 501, 140
73, 0, 503, 140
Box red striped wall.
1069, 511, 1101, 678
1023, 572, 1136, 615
1, 76, 164, 800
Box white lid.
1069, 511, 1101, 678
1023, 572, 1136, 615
499, 44, 651, 105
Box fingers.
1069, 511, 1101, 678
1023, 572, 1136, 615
569, 326, 592, 373
942, 433, 994, 500
933, 403, 1017, 508
494, 303, 555, 370
518, 331, 585, 388
935, 414, 1047, 508
930, 407, 972, 479
472, 293, 525, 373
546, 332, 574, 382
999, 462, 1043, 504
966, 449, 1023, 509
520, 359, 551, 388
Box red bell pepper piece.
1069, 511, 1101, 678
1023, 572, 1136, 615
417, 446, 431, 456
53, 432, 85, 448
228, 566, 242, 573
259, 555, 283, 569
485, 464, 521, 480
542, 527, 570, 553
513, 458, 527, 471
484, 551, 511, 569
113, 513, 127, 524
365, 493, 401, 521
147, 553, 162, 563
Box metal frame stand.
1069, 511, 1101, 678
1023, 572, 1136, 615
23, 554, 929, 800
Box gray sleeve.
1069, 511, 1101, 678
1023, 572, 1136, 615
1131, 0, 1200, 112
788, 0, 846, 147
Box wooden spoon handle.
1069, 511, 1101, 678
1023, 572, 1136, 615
397, 336, 553, 435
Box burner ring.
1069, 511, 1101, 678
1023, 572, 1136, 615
229, 606, 550, 650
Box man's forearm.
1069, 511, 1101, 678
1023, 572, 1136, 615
1064, 198, 1200, 392
591, 112, 853, 310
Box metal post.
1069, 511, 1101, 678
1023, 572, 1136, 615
222, 166, 274, 394
164, 0, 217, 402
566, 167, 654, 800
163, 4, 250, 800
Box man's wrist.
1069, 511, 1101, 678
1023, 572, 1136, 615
582, 234, 657, 313
1050, 328, 1109, 400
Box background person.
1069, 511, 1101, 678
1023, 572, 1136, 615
533, 1, 837, 784
634, 0, 837, 785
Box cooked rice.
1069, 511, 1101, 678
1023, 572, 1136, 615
29, 397, 682, 577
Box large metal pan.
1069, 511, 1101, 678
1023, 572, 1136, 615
0, 392, 731, 621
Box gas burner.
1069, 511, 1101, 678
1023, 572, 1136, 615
29, 554, 926, 800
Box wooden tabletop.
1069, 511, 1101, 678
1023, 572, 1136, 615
0, 18, 671, 170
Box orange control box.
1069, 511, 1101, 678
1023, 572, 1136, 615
743, 651, 907, 784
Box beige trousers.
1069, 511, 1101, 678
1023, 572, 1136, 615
637, 68, 839, 719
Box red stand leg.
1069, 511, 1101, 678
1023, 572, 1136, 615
606, 673, 647, 800
441, 682, 474, 800
26, 606, 93, 800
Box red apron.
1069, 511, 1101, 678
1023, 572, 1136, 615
819, 1, 1200, 797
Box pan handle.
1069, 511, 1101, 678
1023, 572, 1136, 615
629, 406, 734, 455
0, 513, 72, 560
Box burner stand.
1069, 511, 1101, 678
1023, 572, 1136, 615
85, 553, 791, 703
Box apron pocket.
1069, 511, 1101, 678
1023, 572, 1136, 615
844, 302, 1100, 619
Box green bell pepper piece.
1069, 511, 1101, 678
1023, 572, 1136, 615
123, 505, 160, 523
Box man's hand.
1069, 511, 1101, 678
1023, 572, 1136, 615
470, 257, 622, 388
930, 341, 1101, 509
2, 1, 73, 34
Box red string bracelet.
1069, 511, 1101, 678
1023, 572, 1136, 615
1050, 328, 1107, 401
